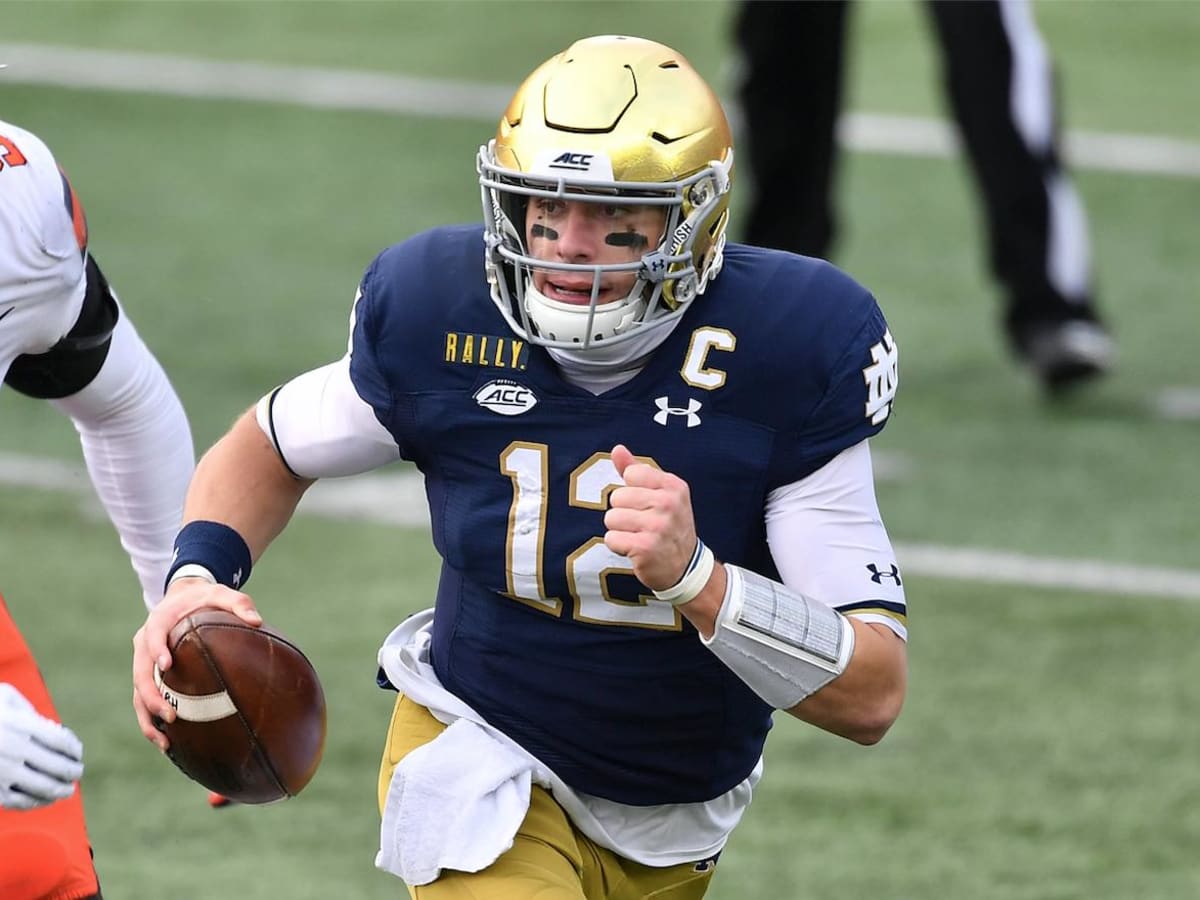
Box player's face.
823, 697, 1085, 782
525, 198, 666, 305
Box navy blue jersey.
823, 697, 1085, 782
352, 224, 898, 806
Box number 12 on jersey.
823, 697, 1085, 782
500, 442, 681, 631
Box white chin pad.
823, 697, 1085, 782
524, 280, 645, 344
701, 565, 855, 709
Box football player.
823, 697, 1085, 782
1, 119, 195, 899
132, 35, 908, 899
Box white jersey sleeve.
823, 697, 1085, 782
765, 439, 908, 640
256, 354, 400, 479
0, 119, 88, 374
50, 306, 196, 609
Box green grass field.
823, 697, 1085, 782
2, 2, 1200, 898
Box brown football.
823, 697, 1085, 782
154, 609, 327, 804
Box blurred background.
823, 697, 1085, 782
2, 2, 1198, 897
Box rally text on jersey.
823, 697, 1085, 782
444, 332, 529, 370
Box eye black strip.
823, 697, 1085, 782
605, 231, 648, 248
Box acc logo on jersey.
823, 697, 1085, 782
474, 379, 539, 416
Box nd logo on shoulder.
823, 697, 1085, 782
863, 330, 898, 425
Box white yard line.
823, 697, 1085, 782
2, 452, 1198, 602
3, 43, 1200, 178
891, 543, 1200, 602
1151, 386, 1200, 421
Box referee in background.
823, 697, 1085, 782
733, 0, 1114, 394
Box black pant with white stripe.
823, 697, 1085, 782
733, 0, 1108, 346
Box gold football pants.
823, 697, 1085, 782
378, 693, 717, 900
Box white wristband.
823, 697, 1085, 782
167, 563, 217, 587
653, 541, 716, 607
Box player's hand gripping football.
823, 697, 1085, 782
131, 577, 261, 752
0, 682, 84, 810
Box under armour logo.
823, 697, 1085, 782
232, 568, 243, 588
653, 396, 702, 427
866, 563, 902, 585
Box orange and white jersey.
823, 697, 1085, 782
0, 118, 90, 374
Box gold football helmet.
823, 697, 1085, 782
478, 35, 734, 350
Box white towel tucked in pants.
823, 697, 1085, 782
375, 715, 536, 886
